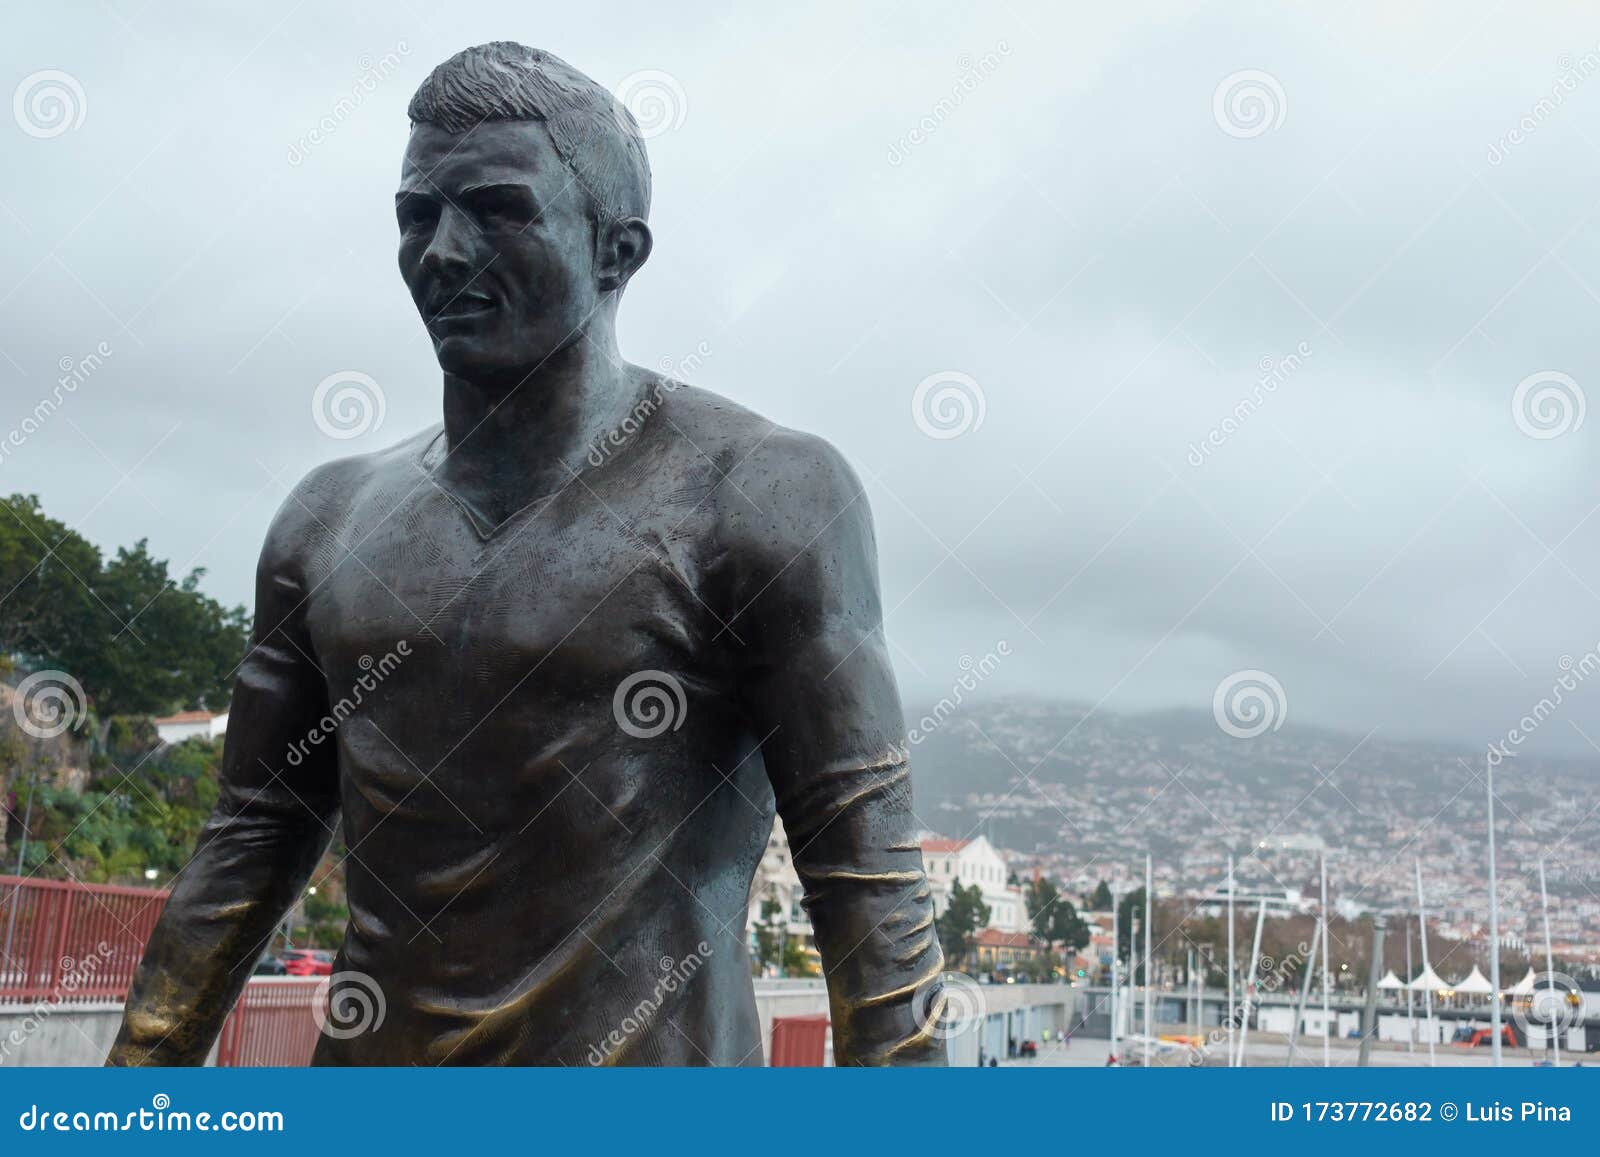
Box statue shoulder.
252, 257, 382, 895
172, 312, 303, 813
260, 425, 441, 573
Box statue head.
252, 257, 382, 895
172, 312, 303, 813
398, 43, 653, 386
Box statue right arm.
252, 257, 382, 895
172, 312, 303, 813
106, 490, 341, 1066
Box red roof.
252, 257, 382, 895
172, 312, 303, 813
154, 710, 213, 725
920, 837, 971, 853
974, 928, 1040, 949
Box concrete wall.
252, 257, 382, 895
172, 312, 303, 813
0, 1002, 123, 1067
7, 980, 1080, 1067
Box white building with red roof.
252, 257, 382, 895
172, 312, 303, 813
919, 834, 1028, 933
153, 709, 228, 745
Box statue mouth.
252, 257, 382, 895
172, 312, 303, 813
427, 290, 496, 326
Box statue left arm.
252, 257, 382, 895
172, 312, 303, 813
728, 429, 947, 1066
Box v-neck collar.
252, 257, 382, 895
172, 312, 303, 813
416, 429, 565, 542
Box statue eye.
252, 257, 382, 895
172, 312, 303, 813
469, 188, 537, 229
399, 200, 439, 231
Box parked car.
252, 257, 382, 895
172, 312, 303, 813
280, 949, 334, 976
252, 951, 287, 976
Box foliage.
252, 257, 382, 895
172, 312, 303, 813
753, 889, 785, 974
14, 735, 224, 882
935, 880, 990, 972
1088, 879, 1114, 910
1026, 876, 1090, 958
0, 493, 247, 721
750, 888, 814, 977
1116, 886, 1147, 973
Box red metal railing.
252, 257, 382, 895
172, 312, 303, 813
0, 874, 168, 1004
215, 978, 323, 1066
770, 1014, 830, 1066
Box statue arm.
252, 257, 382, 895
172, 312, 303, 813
107, 492, 340, 1066
729, 430, 947, 1066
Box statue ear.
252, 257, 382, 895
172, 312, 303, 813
597, 216, 652, 292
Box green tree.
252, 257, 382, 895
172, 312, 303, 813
1026, 877, 1091, 979
936, 880, 990, 972
1117, 886, 1149, 979
72, 541, 246, 718
753, 888, 786, 974
0, 495, 247, 727
1030, 879, 1090, 956
1088, 879, 1114, 910
0, 494, 102, 671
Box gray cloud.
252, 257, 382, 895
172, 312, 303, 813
6, 1, 1600, 757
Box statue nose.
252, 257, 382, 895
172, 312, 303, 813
420, 205, 476, 277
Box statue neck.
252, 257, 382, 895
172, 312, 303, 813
437, 333, 639, 511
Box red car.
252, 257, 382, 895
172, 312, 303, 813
280, 949, 334, 976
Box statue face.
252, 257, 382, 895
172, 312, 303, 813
397, 120, 600, 385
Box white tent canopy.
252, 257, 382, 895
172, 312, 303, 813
1455, 965, 1494, 995
1377, 969, 1405, 990
1507, 967, 1537, 995
1410, 965, 1447, 991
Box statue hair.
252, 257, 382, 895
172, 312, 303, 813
408, 42, 651, 224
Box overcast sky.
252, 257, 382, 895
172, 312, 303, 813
6, 1, 1600, 758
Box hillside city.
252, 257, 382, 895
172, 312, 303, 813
895, 697, 1600, 969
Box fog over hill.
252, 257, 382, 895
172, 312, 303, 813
901, 694, 1600, 932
